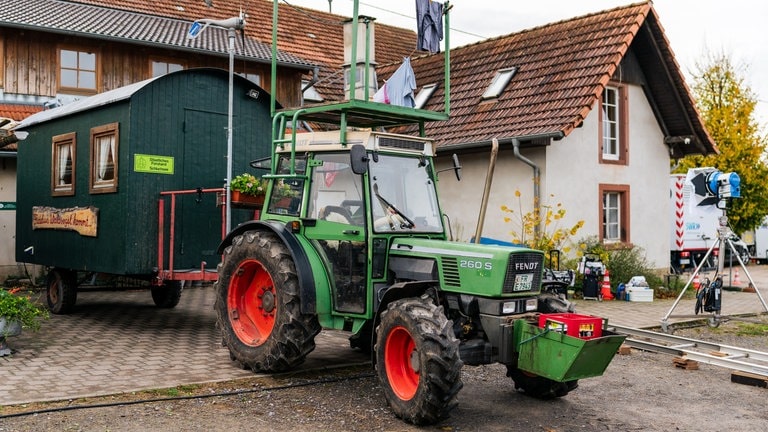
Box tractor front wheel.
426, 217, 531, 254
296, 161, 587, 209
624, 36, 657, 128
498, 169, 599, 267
214, 230, 320, 372
375, 295, 463, 425
506, 365, 578, 399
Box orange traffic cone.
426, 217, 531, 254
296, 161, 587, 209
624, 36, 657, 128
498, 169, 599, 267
733, 268, 742, 286
693, 273, 700, 290
600, 270, 615, 300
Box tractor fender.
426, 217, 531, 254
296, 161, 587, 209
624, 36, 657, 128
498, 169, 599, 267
369, 280, 441, 362
217, 220, 316, 315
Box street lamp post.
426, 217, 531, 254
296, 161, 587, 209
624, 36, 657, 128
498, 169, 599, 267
188, 14, 245, 233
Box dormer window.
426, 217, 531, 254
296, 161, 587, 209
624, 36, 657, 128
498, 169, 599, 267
481, 67, 517, 99
414, 84, 437, 109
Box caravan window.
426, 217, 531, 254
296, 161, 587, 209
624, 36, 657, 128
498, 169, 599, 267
52, 132, 76, 196
89, 123, 119, 194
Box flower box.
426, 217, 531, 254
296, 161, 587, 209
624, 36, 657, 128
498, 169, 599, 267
231, 190, 265, 208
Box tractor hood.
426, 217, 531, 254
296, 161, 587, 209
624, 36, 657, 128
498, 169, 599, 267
389, 238, 545, 297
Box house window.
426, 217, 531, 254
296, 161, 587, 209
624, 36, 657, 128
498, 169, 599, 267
600, 84, 627, 164
238, 72, 261, 85
481, 67, 517, 99
414, 83, 437, 109
59, 48, 97, 92
89, 123, 119, 194
52, 132, 76, 196
151, 60, 184, 77
600, 184, 630, 243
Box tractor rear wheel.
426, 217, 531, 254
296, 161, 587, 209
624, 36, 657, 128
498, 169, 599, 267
151, 280, 183, 308
214, 230, 320, 372
46, 268, 77, 314
506, 365, 578, 398
375, 295, 463, 425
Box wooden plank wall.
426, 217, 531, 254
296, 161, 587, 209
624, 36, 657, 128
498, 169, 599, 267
0, 29, 303, 107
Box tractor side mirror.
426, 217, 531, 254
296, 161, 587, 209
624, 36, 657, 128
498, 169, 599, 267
350, 144, 369, 175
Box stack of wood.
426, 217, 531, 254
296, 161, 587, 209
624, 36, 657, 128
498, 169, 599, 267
673, 356, 699, 370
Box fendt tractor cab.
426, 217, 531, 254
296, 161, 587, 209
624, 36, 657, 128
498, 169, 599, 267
213, 1, 625, 425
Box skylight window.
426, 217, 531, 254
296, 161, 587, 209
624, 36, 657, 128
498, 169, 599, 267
481, 67, 518, 99
414, 84, 437, 109
302, 80, 324, 103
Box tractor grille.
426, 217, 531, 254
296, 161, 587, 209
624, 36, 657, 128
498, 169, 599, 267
441, 257, 461, 287
502, 253, 544, 294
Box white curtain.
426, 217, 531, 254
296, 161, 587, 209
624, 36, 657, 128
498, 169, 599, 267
58, 144, 70, 185
97, 135, 114, 181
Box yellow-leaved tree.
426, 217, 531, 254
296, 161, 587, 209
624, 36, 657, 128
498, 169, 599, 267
675, 51, 768, 234
502, 189, 584, 268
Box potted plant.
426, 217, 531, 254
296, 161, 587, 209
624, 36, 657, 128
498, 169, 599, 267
1, 287, 49, 356
230, 173, 266, 206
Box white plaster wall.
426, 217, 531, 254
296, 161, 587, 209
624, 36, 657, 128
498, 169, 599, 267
0, 157, 21, 279
438, 83, 671, 270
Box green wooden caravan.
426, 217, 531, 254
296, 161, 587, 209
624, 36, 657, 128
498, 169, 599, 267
15, 68, 273, 312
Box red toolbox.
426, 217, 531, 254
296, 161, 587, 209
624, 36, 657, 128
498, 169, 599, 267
538, 313, 604, 340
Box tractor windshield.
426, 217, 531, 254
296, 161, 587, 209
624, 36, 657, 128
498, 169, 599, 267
369, 154, 443, 233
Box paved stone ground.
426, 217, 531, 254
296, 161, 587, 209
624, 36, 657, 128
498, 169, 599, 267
0, 285, 367, 406
2, 265, 766, 406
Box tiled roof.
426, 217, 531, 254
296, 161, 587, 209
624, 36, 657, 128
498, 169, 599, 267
68, 0, 422, 100
0, 104, 44, 121
0, 0, 315, 69
379, 1, 715, 157
0, 105, 44, 151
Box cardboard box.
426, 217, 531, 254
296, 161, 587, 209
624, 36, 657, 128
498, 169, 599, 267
627, 288, 654, 302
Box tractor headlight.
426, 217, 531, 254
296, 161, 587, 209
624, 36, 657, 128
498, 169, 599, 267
525, 298, 538, 312
502, 301, 517, 314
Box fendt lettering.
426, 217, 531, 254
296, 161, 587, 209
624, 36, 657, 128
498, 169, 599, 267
515, 261, 540, 271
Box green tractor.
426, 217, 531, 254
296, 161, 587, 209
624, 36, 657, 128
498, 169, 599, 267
214, 129, 625, 425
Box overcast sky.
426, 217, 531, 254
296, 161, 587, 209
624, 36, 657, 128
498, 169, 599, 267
283, 0, 768, 131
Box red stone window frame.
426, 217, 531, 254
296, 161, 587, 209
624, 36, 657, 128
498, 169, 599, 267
598, 83, 628, 165
599, 183, 630, 244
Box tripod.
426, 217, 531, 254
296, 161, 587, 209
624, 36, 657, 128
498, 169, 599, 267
661, 212, 768, 333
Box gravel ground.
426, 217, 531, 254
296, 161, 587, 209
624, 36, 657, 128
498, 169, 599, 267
1, 316, 767, 432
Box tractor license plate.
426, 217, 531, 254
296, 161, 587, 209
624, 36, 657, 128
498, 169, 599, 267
513, 273, 534, 291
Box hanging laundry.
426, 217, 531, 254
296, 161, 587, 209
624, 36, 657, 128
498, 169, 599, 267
373, 57, 416, 108
415, 0, 443, 53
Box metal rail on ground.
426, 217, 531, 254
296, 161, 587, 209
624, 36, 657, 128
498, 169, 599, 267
609, 324, 768, 377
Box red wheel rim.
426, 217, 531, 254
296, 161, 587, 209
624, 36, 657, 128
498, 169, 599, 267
227, 259, 277, 346
384, 325, 419, 400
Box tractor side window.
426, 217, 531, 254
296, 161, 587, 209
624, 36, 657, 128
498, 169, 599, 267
308, 153, 364, 226
266, 155, 306, 216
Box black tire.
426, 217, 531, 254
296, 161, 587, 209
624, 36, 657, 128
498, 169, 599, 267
214, 230, 320, 372
375, 295, 463, 425
46, 268, 77, 314
506, 364, 578, 399
151, 280, 183, 308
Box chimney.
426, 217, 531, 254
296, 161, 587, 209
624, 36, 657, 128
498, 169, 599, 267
343, 16, 377, 100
